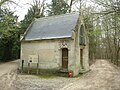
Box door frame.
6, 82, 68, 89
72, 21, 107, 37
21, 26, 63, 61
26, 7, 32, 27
61, 48, 68, 69
80, 49, 84, 69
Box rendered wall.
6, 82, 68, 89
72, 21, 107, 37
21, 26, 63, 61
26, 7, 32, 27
21, 39, 76, 71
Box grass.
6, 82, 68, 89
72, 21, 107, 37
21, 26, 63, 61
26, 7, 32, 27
32, 72, 83, 79
19, 68, 84, 79
32, 71, 68, 79
33, 74, 58, 79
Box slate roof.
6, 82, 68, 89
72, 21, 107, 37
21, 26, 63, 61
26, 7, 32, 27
24, 12, 79, 41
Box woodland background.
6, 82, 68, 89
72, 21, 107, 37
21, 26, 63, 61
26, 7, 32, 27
0, 0, 120, 66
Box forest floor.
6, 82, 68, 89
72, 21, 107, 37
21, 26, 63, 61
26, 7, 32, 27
0, 60, 120, 90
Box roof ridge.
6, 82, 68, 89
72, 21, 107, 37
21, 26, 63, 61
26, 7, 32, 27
35, 12, 79, 22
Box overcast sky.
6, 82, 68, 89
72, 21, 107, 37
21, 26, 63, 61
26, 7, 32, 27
8, 0, 95, 21
9, 0, 49, 21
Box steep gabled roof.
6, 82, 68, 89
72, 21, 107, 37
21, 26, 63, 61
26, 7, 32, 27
23, 12, 79, 41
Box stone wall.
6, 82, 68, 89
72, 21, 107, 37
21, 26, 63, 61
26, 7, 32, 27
21, 38, 76, 71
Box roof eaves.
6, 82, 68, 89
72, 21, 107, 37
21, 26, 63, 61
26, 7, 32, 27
23, 36, 72, 41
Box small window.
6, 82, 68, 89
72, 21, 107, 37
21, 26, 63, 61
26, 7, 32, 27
79, 25, 85, 45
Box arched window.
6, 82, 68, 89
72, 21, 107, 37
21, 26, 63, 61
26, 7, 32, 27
79, 24, 85, 45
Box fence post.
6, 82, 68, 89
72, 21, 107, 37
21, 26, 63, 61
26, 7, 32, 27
28, 62, 30, 74
21, 60, 24, 73
37, 63, 39, 74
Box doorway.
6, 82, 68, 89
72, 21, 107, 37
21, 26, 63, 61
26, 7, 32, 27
80, 49, 84, 69
62, 48, 68, 69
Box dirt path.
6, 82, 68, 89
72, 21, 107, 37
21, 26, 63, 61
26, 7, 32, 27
0, 60, 120, 90
0, 60, 19, 90
61, 60, 120, 90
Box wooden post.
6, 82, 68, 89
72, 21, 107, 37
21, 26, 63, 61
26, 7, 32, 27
21, 60, 24, 73
28, 62, 30, 74
37, 63, 39, 74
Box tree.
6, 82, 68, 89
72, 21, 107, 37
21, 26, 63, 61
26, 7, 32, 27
20, 0, 46, 34
91, 0, 120, 65
48, 0, 69, 16
0, 0, 13, 6
0, 8, 19, 60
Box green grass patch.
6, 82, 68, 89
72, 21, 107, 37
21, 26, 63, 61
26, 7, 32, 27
33, 74, 58, 79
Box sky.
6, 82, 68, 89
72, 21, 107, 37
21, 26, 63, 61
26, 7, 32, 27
8, 0, 96, 21
9, 0, 48, 21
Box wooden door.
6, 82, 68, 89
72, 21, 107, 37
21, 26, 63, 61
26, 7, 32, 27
62, 48, 68, 69
80, 49, 84, 69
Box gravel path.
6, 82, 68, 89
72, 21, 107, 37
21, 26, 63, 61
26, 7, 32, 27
0, 60, 19, 90
61, 60, 120, 90
0, 61, 19, 77
14, 75, 78, 90
0, 60, 120, 90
